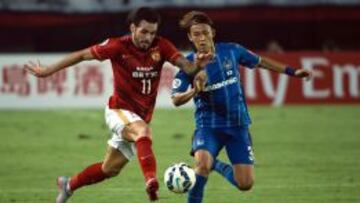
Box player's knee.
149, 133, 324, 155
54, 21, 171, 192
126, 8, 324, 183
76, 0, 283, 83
101, 164, 122, 177
235, 177, 254, 191
136, 125, 152, 139
194, 161, 211, 176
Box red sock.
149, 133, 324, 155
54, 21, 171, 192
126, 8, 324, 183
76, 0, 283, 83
69, 162, 110, 191
135, 136, 157, 181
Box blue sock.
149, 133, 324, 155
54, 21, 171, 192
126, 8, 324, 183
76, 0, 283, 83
188, 174, 208, 203
212, 159, 238, 188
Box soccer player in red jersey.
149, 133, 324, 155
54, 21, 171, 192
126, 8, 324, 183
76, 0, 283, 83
24, 7, 206, 202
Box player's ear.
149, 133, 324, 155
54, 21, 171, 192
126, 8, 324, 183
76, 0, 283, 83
187, 32, 193, 42
130, 23, 136, 33
212, 28, 216, 38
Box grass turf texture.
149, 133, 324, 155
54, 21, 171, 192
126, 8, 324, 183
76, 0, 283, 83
0, 106, 359, 203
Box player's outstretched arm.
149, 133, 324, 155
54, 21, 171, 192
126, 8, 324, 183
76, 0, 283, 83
172, 88, 197, 107
24, 48, 95, 78
174, 54, 213, 92
259, 56, 312, 80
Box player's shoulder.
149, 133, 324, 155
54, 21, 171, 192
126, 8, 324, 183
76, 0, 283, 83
155, 36, 170, 44
216, 42, 244, 51
116, 35, 132, 44
99, 35, 129, 47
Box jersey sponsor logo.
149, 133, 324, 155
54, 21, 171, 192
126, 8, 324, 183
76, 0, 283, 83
132, 66, 158, 79
172, 78, 182, 89
151, 50, 161, 62
204, 76, 238, 91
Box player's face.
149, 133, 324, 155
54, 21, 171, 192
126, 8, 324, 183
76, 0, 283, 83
188, 23, 215, 53
131, 20, 158, 50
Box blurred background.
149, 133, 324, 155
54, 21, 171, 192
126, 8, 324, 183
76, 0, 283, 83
0, 0, 359, 107
1, 0, 360, 52
0, 1, 359, 203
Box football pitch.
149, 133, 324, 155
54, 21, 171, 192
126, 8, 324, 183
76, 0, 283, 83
0, 106, 359, 203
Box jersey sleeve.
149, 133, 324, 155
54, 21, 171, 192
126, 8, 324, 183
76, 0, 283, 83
159, 38, 182, 64
171, 70, 192, 96
90, 38, 121, 61
232, 43, 260, 69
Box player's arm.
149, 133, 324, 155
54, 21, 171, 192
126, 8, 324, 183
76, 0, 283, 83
25, 48, 95, 78
160, 38, 209, 91
258, 56, 312, 79
173, 54, 211, 76
173, 55, 210, 92
172, 88, 197, 107
171, 70, 194, 106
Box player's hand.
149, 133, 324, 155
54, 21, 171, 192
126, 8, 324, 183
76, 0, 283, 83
295, 69, 312, 81
24, 60, 51, 78
195, 52, 213, 68
193, 70, 207, 92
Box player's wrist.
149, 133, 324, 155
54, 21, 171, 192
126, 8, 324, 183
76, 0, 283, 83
284, 66, 296, 76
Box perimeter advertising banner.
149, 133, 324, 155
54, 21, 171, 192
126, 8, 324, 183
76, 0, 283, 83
0, 52, 359, 108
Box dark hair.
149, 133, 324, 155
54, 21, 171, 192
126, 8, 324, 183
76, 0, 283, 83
180, 11, 214, 32
127, 7, 161, 26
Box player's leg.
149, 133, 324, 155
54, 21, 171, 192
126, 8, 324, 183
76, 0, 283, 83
212, 130, 254, 188
211, 159, 238, 187
188, 128, 222, 203
68, 145, 129, 191
121, 120, 159, 200
232, 164, 254, 191
224, 126, 255, 191
56, 145, 129, 203
105, 106, 159, 200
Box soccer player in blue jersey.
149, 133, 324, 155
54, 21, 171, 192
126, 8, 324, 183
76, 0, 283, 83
171, 11, 312, 203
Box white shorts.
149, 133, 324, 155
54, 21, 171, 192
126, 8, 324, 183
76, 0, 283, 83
105, 106, 142, 160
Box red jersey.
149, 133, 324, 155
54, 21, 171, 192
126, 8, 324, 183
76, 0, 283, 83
90, 36, 181, 123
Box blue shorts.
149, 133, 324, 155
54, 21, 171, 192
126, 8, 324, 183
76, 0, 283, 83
192, 126, 254, 165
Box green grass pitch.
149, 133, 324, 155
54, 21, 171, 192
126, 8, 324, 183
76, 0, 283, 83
0, 106, 360, 203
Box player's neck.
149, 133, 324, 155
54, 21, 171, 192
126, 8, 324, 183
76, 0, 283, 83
131, 37, 148, 52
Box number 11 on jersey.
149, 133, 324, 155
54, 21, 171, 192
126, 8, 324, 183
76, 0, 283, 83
141, 79, 151, 95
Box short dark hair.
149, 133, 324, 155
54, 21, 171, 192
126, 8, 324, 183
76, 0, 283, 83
180, 11, 214, 32
127, 7, 161, 26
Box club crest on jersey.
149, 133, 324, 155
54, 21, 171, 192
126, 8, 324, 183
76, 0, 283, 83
223, 57, 232, 70
151, 51, 161, 62
172, 78, 182, 89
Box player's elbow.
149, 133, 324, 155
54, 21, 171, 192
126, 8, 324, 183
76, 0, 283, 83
171, 97, 183, 107
79, 48, 94, 61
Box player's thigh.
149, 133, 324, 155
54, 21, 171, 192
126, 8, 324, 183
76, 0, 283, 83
192, 128, 223, 159
224, 126, 254, 190
124, 120, 152, 141
104, 106, 145, 142
192, 128, 223, 174
224, 126, 254, 165
232, 164, 254, 190
102, 145, 129, 176
193, 149, 213, 176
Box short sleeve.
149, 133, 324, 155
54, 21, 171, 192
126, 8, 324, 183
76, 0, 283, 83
232, 43, 260, 69
90, 38, 122, 61
159, 38, 182, 63
171, 70, 192, 96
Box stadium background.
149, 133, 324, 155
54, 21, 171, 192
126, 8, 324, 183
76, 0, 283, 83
0, 1, 359, 203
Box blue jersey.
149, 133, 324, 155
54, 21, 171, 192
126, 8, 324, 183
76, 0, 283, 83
172, 43, 260, 128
